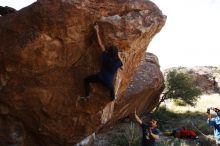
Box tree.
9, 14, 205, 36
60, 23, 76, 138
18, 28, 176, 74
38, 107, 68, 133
155, 70, 202, 110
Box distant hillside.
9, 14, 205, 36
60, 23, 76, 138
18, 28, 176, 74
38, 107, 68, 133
163, 66, 220, 94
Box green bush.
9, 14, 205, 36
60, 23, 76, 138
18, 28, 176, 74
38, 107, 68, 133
196, 121, 213, 135
156, 70, 202, 110
174, 99, 187, 106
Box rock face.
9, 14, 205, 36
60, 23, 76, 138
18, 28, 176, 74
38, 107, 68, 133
0, 0, 166, 145
123, 52, 164, 112
0, 6, 16, 16
193, 67, 220, 94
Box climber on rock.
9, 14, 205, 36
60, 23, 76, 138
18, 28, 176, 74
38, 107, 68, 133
83, 24, 123, 101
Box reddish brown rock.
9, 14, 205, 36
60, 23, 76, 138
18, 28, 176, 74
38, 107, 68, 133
0, 6, 16, 16
81, 52, 164, 146
0, 0, 166, 145
112, 52, 164, 122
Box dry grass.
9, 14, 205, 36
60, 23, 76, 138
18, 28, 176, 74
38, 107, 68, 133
162, 94, 220, 114
151, 94, 220, 146
93, 94, 220, 146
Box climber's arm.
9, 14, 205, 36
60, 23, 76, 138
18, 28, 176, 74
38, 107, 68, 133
94, 24, 105, 52
134, 109, 142, 124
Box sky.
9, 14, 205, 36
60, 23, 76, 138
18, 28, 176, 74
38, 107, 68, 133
150, 0, 220, 70
0, 0, 36, 10
1, 0, 220, 70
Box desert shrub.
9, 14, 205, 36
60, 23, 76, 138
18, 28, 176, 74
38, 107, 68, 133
174, 99, 187, 106
111, 122, 142, 146
156, 70, 202, 110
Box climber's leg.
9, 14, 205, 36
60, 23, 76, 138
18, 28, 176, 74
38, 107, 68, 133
84, 74, 101, 97
103, 83, 115, 101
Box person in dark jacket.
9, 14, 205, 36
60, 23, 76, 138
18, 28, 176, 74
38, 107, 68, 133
134, 110, 160, 146
83, 24, 123, 100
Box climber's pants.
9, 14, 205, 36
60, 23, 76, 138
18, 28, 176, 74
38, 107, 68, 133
84, 74, 115, 100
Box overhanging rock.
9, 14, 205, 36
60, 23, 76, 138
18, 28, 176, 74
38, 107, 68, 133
0, 0, 166, 145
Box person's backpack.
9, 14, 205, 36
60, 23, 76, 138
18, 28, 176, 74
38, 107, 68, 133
175, 127, 197, 139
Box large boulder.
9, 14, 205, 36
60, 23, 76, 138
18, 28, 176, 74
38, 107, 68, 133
0, 6, 16, 16
0, 0, 166, 145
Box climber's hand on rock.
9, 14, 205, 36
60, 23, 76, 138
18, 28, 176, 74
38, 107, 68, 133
94, 24, 99, 31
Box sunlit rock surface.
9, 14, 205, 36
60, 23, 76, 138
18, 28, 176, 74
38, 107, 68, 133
0, 0, 166, 145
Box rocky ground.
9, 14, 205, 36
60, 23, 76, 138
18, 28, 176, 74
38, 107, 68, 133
93, 93, 220, 146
